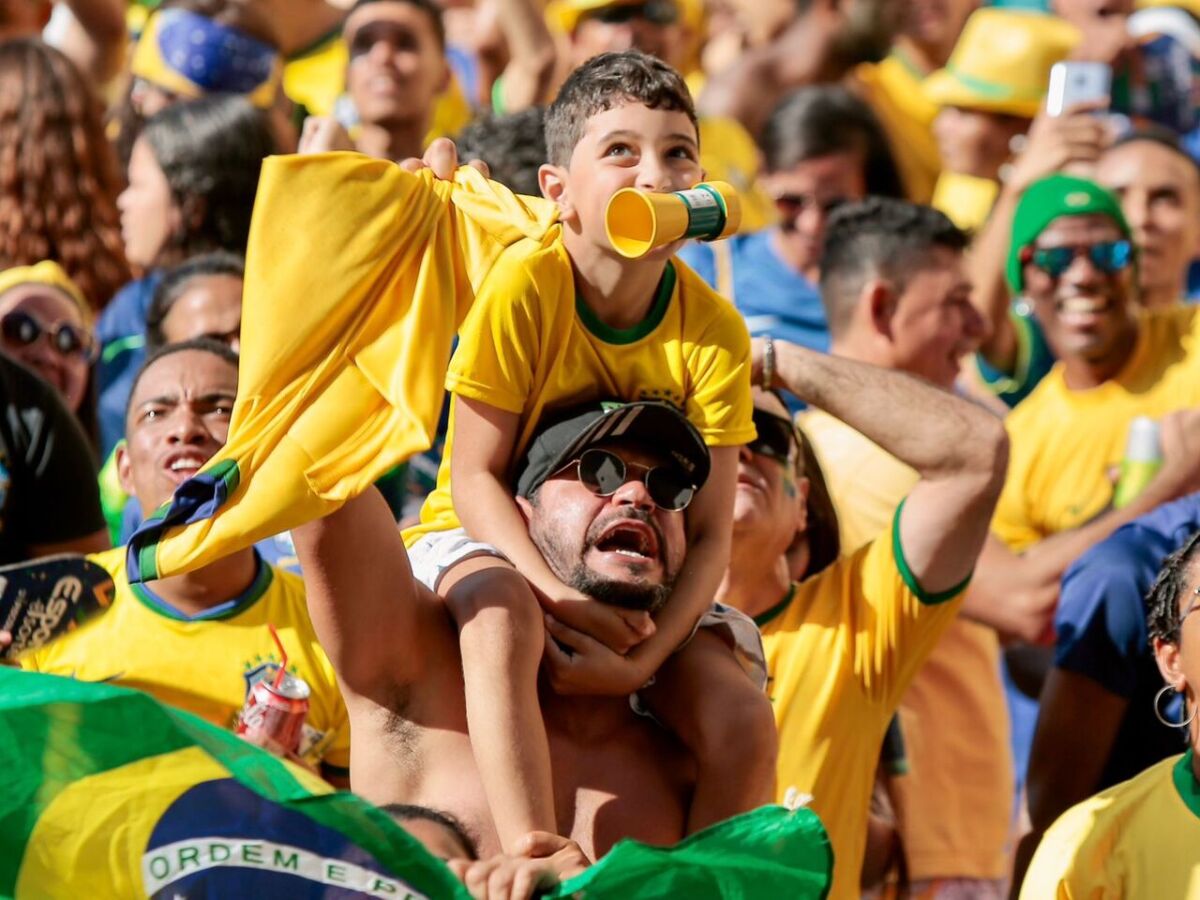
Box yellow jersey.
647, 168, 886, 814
757, 506, 966, 899
408, 238, 755, 541
125, 153, 559, 583
800, 410, 1012, 881
21, 548, 351, 772
994, 306, 1200, 551
1021, 752, 1200, 898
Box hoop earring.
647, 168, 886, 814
1154, 685, 1198, 728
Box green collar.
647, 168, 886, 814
754, 583, 797, 628
1173, 750, 1200, 821
575, 262, 675, 345
131, 553, 273, 622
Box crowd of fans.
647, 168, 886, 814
4, 0, 1200, 895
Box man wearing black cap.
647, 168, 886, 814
291, 398, 769, 871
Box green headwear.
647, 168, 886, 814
1007, 174, 1133, 293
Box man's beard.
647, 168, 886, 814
531, 507, 676, 613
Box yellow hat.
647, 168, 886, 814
0, 262, 91, 324
1137, 0, 1200, 18
546, 0, 678, 35
923, 10, 1081, 118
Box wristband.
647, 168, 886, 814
762, 335, 776, 389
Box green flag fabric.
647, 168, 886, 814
0, 670, 832, 898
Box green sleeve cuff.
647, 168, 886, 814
891, 499, 973, 605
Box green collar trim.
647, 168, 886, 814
1173, 750, 1200, 821
942, 63, 1044, 102
891, 499, 972, 605
889, 47, 925, 81
754, 583, 797, 628
575, 262, 675, 345
131, 553, 273, 622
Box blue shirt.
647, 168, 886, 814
96, 274, 161, 459
679, 230, 830, 353
1054, 494, 1197, 788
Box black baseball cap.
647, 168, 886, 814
514, 400, 710, 499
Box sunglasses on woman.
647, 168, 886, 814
558, 447, 696, 512
749, 408, 796, 463
1024, 239, 1133, 279
0, 310, 96, 362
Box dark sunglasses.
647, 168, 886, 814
1, 310, 95, 361
749, 408, 796, 463
1024, 239, 1133, 279
560, 447, 695, 511
772, 193, 848, 220
587, 0, 678, 25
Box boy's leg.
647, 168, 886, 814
639, 626, 778, 833
438, 553, 558, 851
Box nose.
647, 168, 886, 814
795, 202, 827, 239
1123, 193, 1152, 234
610, 473, 656, 512
635, 154, 673, 193
1062, 249, 1105, 289
739, 443, 755, 464
166, 405, 210, 446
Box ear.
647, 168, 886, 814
514, 494, 535, 524
538, 163, 575, 219
115, 440, 136, 498
795, 475, 810, 531
1154, 636, 1187, 692
864, 278, 898, 342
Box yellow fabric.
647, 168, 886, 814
854, 54, 941, 205
931, 171, 1000, 234
15, 747, 333, 898
993, 306, 1200, 551
923, 10, 1080, 118
1020, 754, 1200, 898
407, 238, 755, 541
0, 260, 91, 323
698, 116, 775, 233
131, 151, 557, 580
19, 548, 351, 770
800, 409, 1012, 882
761, 518, 964, 899
283, 36, 348, 119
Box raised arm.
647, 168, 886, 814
291, 488, 425, 698
765, 340, 1008, 592
491, 0, 557, 112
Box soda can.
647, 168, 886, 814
236, 669, 310, 756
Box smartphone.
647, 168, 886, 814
1047, 61, 1113, 116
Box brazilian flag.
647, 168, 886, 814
0, 670, 832, 898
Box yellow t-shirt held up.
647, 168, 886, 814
21, 548, 351, 771
126, 152, 559, 583
757, 506, 967, 900
1021, 752, 1200, 898
994, 306, 1200, 551
407, 239, 755, 542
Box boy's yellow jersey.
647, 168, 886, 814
1021, 752, 1200, 898
406, 237, 755, 542
20, 547, 351, 772
757, 505, 966, 899
993, 305, 1200, 551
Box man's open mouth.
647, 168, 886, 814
592, 520, 660, 561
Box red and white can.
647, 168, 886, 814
237, 670, 310, 756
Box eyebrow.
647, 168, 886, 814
596, 129, 698, 148
135, 390, 236, 409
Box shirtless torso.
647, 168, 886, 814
295, 490, 696, 860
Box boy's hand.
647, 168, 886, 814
543, 588, 654, 655
447, 832, 589, 900
298, 116, 355, 154
399, 137, 491, 180
542, 615, 657, 696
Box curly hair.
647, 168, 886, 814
1147, 529, 1200, 644
0, 39, 130, 310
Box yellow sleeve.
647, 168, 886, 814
683, 284, 756, 447
787, 503, 966, 707
1018, 801, 1104, 900
444, 250, 544, 415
